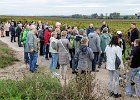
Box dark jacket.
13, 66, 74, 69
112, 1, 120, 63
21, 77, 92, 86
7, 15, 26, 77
16, 27, 22, 37
87, 27, 94, 35
9, 25, 15, 35
75, 45, 94, 71
131, 28, 139, 42
130, 46, 140, 68
101, 24, 109, 32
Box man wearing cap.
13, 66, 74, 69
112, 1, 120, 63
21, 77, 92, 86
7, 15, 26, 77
26, 25, 38, 72
130, 23, 139, 46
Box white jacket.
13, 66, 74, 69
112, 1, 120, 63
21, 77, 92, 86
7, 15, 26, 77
49, 37, 58, 53
105, 45, 124, 70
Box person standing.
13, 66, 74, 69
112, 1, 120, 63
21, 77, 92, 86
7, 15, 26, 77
0, 22, 5, 37
101, 21, 109, 32
49, 31, 58, 72
98, 27, 111, 68
87, 24, 94, 35
4, 21, 10, 37
16, 24, 23, 47
130, 23, 139, 47
75, 37, 94, 74
21, 24, 30, 64
88, 28, 102, 72
26, 25, 39, 73
44, 26, 52, 60
57, 31, 71, 81
126, 39, 140, 96
9, 22, 16, 42
105, 36, 124, 98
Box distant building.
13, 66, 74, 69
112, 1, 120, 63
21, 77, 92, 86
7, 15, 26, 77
135, 12, 140, 19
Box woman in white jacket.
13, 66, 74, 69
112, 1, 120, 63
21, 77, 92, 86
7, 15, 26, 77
105, 35, 124, 98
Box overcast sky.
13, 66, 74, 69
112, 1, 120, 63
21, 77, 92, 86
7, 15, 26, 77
0, 0, 140, 16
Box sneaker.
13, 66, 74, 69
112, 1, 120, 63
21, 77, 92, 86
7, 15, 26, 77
114, 93, 121, 98
109, 91, 114, 96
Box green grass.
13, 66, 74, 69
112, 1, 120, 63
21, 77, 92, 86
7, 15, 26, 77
0, 40, 18, 68
0, 73, 61, 100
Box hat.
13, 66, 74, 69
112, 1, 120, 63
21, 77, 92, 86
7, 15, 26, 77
30, 25, 36, 30
79, 28, 84, 33
103, 27, 108, 31
116, 31, 122, 35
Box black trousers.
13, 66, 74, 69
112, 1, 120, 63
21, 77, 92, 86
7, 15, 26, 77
11, 35, 16, 42
17, 36, 22, 46
45, 44, 51, 59
70, 48, 75, 68
40, 41, 44, 56
5, 31, 9, 36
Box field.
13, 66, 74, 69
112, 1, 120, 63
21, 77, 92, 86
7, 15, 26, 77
1, 16, 140, 36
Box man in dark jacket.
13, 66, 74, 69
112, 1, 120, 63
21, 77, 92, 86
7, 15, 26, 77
87, 24, 94, 35
130, 23, 139, 46
10, 22, 16, 42
16, 24, 23, 47
101, 21, 109, 32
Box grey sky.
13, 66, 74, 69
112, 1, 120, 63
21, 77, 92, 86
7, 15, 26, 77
0, 0, 140, 16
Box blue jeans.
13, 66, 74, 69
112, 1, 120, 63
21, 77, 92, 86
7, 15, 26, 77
108, 70, 119, 94
24, 45, 29, 64
50, 53, 58, 71
126, 67, 140, 96
29, 52, 38, 72
92, 52, 99, 71
98, 53, 106, 67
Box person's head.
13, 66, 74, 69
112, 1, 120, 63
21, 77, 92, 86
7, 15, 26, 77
30, 25, 37, 34
134, 39, 140, 47
72, 29, 79, 36
79, 28, 85, 35
55, 28, 61, 34
26, 24, 30, 29
11, 22, 14, 26
131, 22, 136, 29
94, 27, 100, 34
61, 31, 67, 38
81, 37, 89, 45
67, 26, 72, 32
55, 22, 61, 28
103, 27, 108, 33
51, 31, 57, 38
109, 35, 119, 46
102, 21, 106, 25
89, 24, 93, 28
18, 24, 22, 28
116, 31, 122, 38
48, 25, 53, 32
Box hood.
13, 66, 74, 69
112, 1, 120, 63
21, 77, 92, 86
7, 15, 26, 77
79, 45, 88, 54
101, 33, 109, 39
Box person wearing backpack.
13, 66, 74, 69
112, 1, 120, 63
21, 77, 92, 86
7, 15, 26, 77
75, 37, 94, 74
49, 31, 59, 73
98, 27, 111, 68
105, 36, 124, 98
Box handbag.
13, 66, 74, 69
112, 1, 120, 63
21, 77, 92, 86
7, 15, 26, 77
60, 39, 71, 61
115, 53, 121, 70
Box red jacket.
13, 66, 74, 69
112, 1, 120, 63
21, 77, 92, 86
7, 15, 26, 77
44, 30, 51, 44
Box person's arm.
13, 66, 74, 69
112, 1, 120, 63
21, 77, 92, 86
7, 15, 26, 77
117, 47, 124, 68
28, 34, 34, 52
96, 36, 102, 53
88, 48, 94, 61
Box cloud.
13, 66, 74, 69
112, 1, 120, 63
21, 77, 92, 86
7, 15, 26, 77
0, 0, 140, 15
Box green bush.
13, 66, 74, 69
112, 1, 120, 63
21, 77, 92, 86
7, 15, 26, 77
0, 73, 61, 100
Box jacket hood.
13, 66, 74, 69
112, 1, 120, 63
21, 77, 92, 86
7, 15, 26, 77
101, 33, 109, 39
79, 45, 88, 54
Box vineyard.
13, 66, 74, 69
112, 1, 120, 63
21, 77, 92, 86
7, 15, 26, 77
0, 16, 140, 35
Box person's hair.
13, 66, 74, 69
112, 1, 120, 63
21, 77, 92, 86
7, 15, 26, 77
81, 37, 88, 44
94, 27, 100, 31
61, 31, 67, 37
131, 22, 136, 26
135, 39, 140, 46
51, 31, 57, 37
109, 35, 119, 47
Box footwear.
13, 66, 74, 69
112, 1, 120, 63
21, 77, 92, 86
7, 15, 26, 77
109, 91, 114, 96
92, 70, 99, 72
114, 93, 121, 98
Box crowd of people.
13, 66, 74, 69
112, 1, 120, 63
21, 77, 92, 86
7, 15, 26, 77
0, 19, 140, 98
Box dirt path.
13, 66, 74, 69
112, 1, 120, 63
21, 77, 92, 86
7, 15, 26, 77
0, 37, 137, 100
